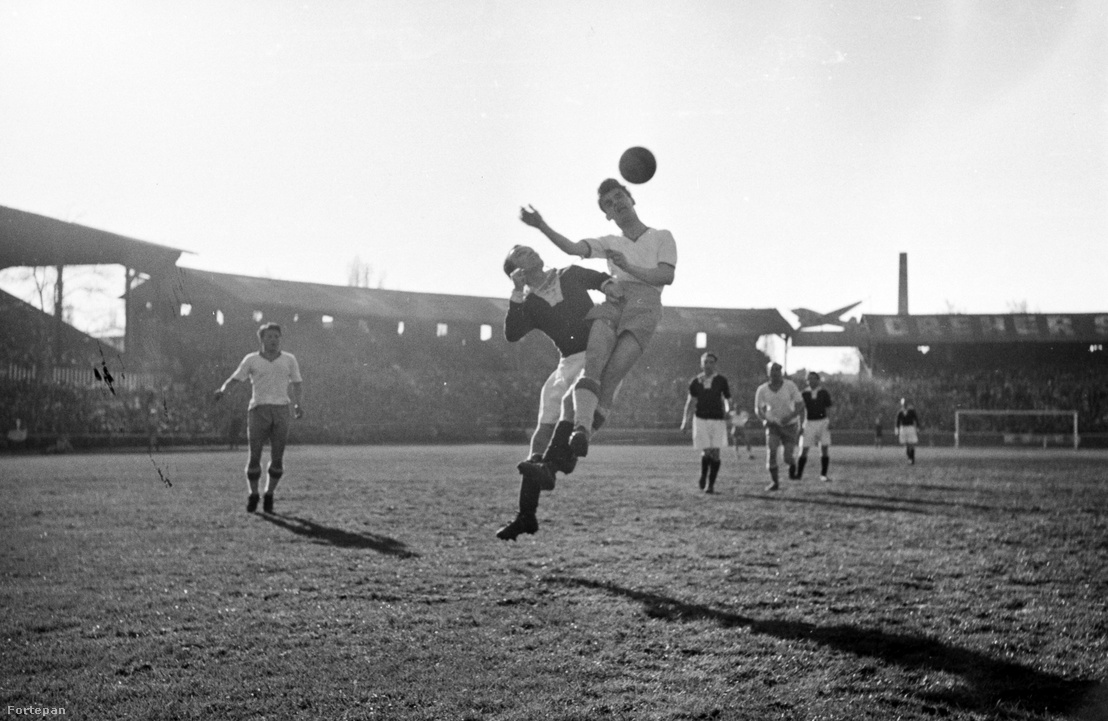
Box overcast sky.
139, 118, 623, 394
1, 1, 1105, 370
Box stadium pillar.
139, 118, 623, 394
53, 264, 64, 365
123, 267, 134, 356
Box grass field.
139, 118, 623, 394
2, 444, 1106, 720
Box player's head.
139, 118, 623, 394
597, 178, 636, 220
257, 323, 282, 352
767, 361, 783, 381
700, 352, 717, 371
807, 371, 821, 387
257, 322, 282, 339
503, 245, 543, 277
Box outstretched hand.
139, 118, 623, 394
519, 205, 544, 228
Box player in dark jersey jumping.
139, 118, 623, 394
495, 244, 621, 541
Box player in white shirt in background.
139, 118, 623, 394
754, 362, 803, 492
215, 323, 303, 514
729, 408, 755, 460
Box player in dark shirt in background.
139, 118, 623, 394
496, 244, 619, 540
680, 352, 731, 493
797, 371, 833, 482
896, 397, 921, 465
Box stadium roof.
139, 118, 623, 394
0, 205, 186, 273
166, 268, 793, 337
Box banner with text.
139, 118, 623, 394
863, 314, 1108, 344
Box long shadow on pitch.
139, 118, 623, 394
734, 492, 932, 515
261, 513, 418, 558
826, 490, 995, 512
546, 576, 1094, 716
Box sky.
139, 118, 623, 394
1, 0, 1105, 372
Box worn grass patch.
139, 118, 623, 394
1, 445, 1106, 720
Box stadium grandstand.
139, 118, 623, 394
791, 254, 1108, 447
2, 207, 1106, 450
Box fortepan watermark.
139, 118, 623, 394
5, 707, 65, 716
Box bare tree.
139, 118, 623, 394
0, 265, 125, 335
347, 255, 385, 288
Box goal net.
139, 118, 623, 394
954, 410, 1079, 449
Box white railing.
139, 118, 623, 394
954, 409, 1079, 450
2, 363, 162, 391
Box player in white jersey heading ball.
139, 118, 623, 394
518, 178, 676, 491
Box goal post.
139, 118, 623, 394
954, 409, 1079, 450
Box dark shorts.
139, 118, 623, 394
765, 422, 799, 468
248, 404, 291, 447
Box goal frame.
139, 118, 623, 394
953, 409, 1079, 450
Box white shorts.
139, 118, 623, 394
693, 418, 728, 450
537, 352, 587, 425
898, 426, 919, 445
801, 418, 831, 448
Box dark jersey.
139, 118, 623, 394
689, 373, 731, 420
802, 387, 832, 421
896, 408, 919, 429
504, 266, 610, 357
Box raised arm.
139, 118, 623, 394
519, 205, 591, 258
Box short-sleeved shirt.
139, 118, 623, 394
504, 265, 609, 357
584, 228, 678, 292
755, 379, 803, 426
689, 373, 731, 420
802, 387, 832, 421
231, 352, 302, 409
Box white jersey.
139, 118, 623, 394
231, 352, 302, 409
755, 379, 803, 426
584, 228, 677, 292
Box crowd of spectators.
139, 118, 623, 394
4, 329, 1106, 449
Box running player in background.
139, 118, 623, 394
797, 371, 833, 482
680, 352, 731, 493
896, 397, 921, 465
754, 362, 803, 492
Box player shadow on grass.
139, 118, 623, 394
824, 490, 995, 513
260, 514, 418, 558
735, 492, 932, 515
545, 576, 1096, 717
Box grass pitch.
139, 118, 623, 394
2, 445, 1106, 720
